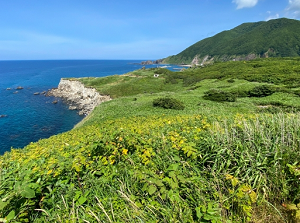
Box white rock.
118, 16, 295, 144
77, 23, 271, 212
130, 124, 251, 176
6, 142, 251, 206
48, 79, 111, 115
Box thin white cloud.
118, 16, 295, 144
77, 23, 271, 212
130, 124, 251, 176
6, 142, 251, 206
0, 29, 77, 45
266, 11, 280, 21
287, 0, 300, 10
0, 29, 183, 60
232, 0, 259, 9
286, 0, 300, 18
21, 31, 76, 45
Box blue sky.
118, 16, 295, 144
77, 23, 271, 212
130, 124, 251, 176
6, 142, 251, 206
0, 0, 300, 60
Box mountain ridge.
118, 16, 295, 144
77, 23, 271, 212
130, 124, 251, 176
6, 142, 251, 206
162, 18, 300, 64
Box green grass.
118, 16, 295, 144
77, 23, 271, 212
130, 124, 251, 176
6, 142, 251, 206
80, 69, 183, 98
1, 58, 300, 222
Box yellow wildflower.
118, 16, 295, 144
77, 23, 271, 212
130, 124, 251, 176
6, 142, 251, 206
122, 149, 128, 155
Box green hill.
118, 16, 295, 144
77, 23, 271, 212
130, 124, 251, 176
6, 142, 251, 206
1, 58, 300, 222
163, 18, 300, 64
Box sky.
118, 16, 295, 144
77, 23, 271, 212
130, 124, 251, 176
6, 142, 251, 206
0, 0, 300, 60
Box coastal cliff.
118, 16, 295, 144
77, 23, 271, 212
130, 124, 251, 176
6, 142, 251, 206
47, 79, 111, 115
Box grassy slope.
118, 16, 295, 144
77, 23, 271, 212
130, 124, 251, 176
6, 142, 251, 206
1, 58, 300, 222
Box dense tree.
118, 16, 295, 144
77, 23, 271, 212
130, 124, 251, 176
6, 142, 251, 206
163, 18, 300, 64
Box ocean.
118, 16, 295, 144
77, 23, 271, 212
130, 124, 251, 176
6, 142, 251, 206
0, 60, 181, 154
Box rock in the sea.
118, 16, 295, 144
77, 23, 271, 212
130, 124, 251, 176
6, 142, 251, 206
47, 79, 111, 115
141, 60, 154, 65
34, 92, 40, 95
52, 100, 58, 104
140, 59, 164, 65
13, 91, 18, 94
69, 106, 77, 110
16, 86, 23, 90
0, 114, 7, 118
6, 88, 11, 90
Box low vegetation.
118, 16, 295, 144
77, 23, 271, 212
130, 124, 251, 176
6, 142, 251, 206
203, 89, 236, 102
248, 85, 276, 97
1, 58, 300, 222
152, 97, 185, 110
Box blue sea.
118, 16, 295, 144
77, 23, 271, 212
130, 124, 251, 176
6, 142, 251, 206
0, 60, 182, 154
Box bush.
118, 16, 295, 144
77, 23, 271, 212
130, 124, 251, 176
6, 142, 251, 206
153, 97, 185, 110
153, 68, 173, 75
203, 89, 236, 102
256, 101, 300, 113
165, 77, 179, 84
164, 72, 182, 84
183, 76, 203, 86
231, 89, 249, 98
248, 85, 275, 97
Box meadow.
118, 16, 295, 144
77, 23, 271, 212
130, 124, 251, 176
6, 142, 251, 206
1, 58, 300, 222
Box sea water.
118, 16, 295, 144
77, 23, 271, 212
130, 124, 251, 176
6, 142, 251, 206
0, 60, 181, 154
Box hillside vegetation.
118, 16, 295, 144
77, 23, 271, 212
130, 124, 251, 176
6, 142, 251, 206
1, 58, 300, 222
163, 18, 300, 64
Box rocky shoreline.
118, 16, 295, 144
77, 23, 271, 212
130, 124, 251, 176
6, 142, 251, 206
47, 79, 111, 115
140, 59, 164, 65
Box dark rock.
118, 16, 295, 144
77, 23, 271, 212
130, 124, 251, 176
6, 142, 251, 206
16, 86, 23, 90
141, 60, 153, 65
140, 59, 164, 65
52, 100, 58, 104
0, 114, 7, 118
154, 59, 164, 64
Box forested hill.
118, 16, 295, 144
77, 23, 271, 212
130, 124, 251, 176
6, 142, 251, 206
163, 18, 300, 64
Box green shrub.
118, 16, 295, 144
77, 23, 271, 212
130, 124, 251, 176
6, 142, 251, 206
248, 85, 275, 97
182, 76, 203, 86
165, 77, 179, 84
256, 101, 300, 113
293, 89, 300, 96
231, 89, 249, 97
203, 89, 236, 102
252, 63, 263, 68
188, 85, 201, 91
153, 97, 185, 110
164, 72, 182, 84
153, 68, 173, 75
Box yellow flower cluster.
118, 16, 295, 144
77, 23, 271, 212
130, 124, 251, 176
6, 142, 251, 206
0, 113, 212, 207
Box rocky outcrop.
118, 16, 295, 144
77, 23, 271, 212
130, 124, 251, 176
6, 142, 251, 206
47, 79, 111, 115
191, 55, 200, 65
141, 59, 164, 65
141, 60, 154, 65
